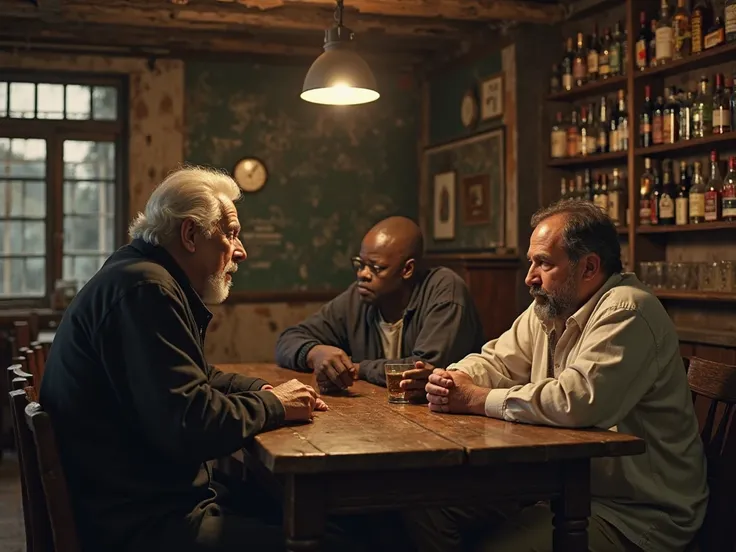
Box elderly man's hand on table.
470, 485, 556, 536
267, 379, 329, 422
425, 368, 490, 416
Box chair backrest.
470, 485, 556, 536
9, 387, 81, 552
12, 320, 31, 357
6, 363, 33, 393
19, 346, 42, 389
31, 341, 46, 378
685, 356, 736, 552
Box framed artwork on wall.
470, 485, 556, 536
461, 173, 491, 225
480, 72, 504, 121
433, 171, 456, 240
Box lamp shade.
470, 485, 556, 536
301, 41, 380, 106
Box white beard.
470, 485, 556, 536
202, 266, 236, 305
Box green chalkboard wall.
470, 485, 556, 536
185, 61, 419, 293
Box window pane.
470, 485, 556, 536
24, 181, 46, 218
64, 255, 101, 287
9, 180, 23, 217
9, 82, 35, 118
64, 140, 114, 179
24, 221, 45, 255
105, 217, 115, 252
63, 255, 73, 281
106, 182, 115, 215
92, 86, 117, 120
65, 84, 91, 120
64, 181, 100, 215
3, 139, 46, 178
25, 257, 45, 296
0, 82, 7, 117
0, 180, 5, 215
37, 83, 64, 120
64, 216, 100, 253
9, 258, 23, 295
7, 221, 23, 254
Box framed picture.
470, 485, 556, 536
480, 73, 504, 121
461, 174, 491, 225
433, 171, 456, 240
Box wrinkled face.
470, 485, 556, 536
525, 215, 581, 323
353, 231, 409, 304
194, 198, 246, 304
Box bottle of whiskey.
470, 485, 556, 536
597, 96, 610, 153
704, 150, 722, 222
640, 158, 655, 226
649, 20, 659, 67
674, 0, 692, 59
676, 161, 690, 225
599, 28, 611, 79
636, 11, 651, 70
616, 90, 629, 152
640, 85, 654, 147
608, 168, 627, 226
663, 87, 681, 144
610, 22, 624, 76
689, 161, 706, 223
679, 89, 695, 140
713, 73, 732, 134
573, 32, 588, 87
691, 0, 712, 54
653, 95, 665, 145
584, 169, 594, 202
567, 109, 580, 157
656, 0, 674, 64
692, 76, 712, 138
587, 25, 600, 82
550, 112, 567, 159
562, 38, 575, 91
650, 160, 663, 224
722, 156, 736, 221
659, 160, 676, 225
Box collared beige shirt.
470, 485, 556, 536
449, 273, 708, 551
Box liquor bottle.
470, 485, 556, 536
599, 28, 611, 79
567, 109, 580, 157
616, 90, 628, 152
568, 178, 577, 200
727, 0, 736, 42
550, 112, 567, 159
562, 38, 574, 91
704, 150, 722, 222
676, 161, 690, 225
663, 87, 680, 144
674, 0, 692, 58
704, 16, 725, 49
584, 168, 594, 202
653, 95, 665, 145
560, 178, 569, 201
659, 160, 676, 225
609, 97, 619, 152
573, 32, 587, 87
692, 76, 712, 138
550, 64, 561, 94
689, 161, 706, 223
585, 102, 597, 154
649, 20, 659, 67
575, 174, 585, 200
610, 22, 623, 76
679, 89, 695, 140
640, 158, 654, 226
650, 161, 663, 224
594, 174, 609, 213
587, 25, 600, 82
656, 0, 674, 64
597, 97, 610, 153
580, 106, 592, 156
713, 73, 732, 134
691, 0, 712, 54
731, 72, 736, 130
640, 85, 654, 147
608, 168, 627, 226
636, 11, 651, 70
722, 156, 736, 221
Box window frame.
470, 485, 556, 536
0, 70, 128, 308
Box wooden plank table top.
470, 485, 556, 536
219, 363, 645, 552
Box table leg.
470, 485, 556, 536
284, 474, 325, 552
551, 459, 591, 552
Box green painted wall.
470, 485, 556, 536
185, 61, 419, 292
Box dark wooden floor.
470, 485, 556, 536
0, 452, 25, 552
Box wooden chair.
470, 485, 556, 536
685, 357, 736, 552
12, 320, 31, 357
31, 341, 46, 376
6, 363, 33, 394
10, 386, 81, 552
19, 346, 43, 389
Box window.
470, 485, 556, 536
0, 74, 126, 305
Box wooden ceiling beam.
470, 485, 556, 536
223, 0, 566, 24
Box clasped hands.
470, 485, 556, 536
423, 362, 489, 416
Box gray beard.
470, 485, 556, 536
530, 274, 577, 322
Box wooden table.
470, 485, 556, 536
221, 364, 645, 552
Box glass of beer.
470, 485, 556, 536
385, 363, 412, 404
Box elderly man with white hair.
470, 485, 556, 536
40, 167, 338, 552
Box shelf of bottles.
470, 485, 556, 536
558, 167, 629, 230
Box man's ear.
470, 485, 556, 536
581, 253, 601, 281
402, 258, 415, 280
180, 219, 198, 253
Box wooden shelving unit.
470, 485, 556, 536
636, 221, 736, 234
634, 132, 736, 158
654, 290, 736, 302
548, 151, 627, 168
544, 0, 736, 309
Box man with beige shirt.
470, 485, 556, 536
409, 201, 708, 552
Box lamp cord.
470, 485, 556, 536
333, 0, 344, 27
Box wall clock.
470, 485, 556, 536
460, 90, 478, 129
233, 157, 268, 193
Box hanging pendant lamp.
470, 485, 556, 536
300, 0, 380, 106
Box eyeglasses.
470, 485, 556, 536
351, 256, 388, 276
